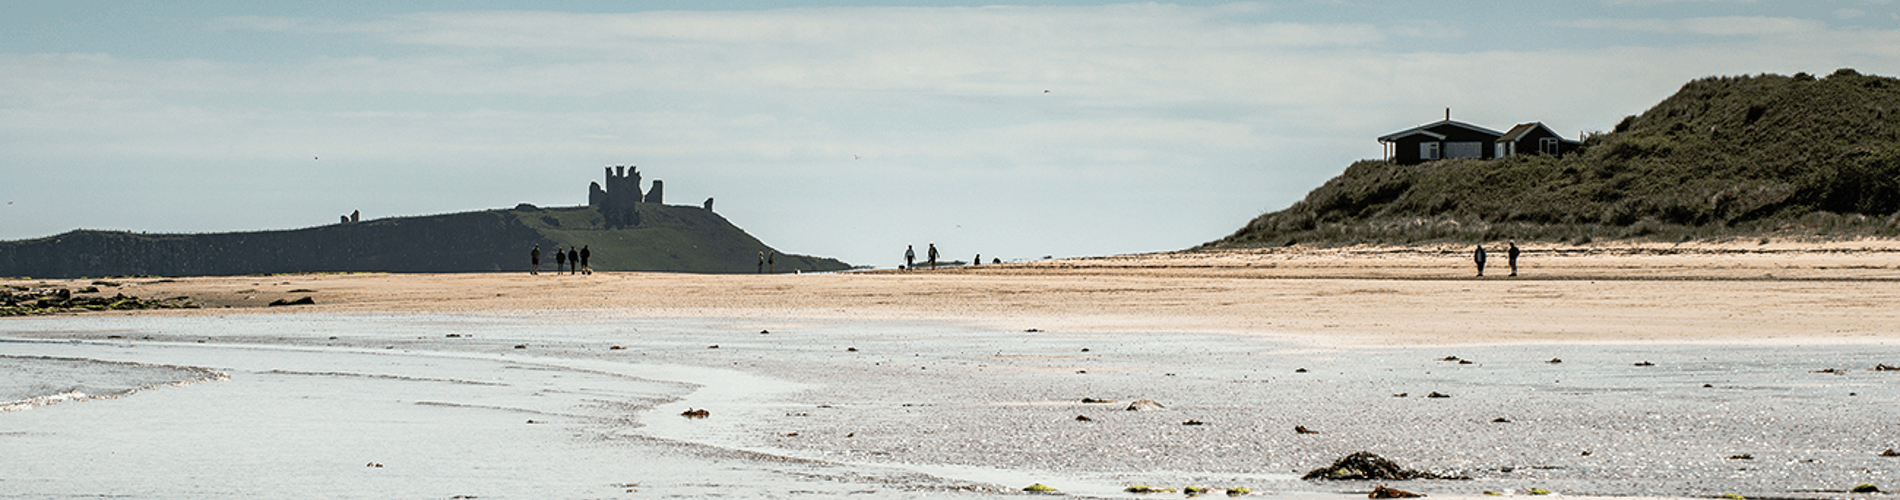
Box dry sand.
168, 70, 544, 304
23, 240, 1900, 345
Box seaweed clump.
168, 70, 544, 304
1303, 452, 1467, 481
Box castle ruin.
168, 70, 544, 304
588, 165, 710, 227
591, 166, 648, 228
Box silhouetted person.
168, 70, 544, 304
973, 254, 980, 266
992, 257, 1000, 264
767, 251, 776, 273
580, 245, 592, 275
1507, 240, 1520, 277
905, 245, 915, 270
555, 246, 567, 274
757, 251, 765, 273
530, 244, 541, 275
1474, 244, 1487, 277
927, 243, 939, 270
568, 247, 578, 275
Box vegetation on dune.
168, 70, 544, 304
1207, 69, 1900, 248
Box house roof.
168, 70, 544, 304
1496, 122, 1583, 145
1377, 119, 1505, 143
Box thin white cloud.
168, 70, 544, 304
1837, 8, 1867, 19
1559, 16, 1827, 36
1388, 20, 1468, 39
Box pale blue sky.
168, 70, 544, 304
4, 1, 1898, 267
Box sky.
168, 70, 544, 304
5, 1, 1900, 268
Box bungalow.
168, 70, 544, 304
1377, 118, 1505, 165
1495, 122, 1584, 158
1377, 114, 1583, 164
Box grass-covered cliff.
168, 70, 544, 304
0, 203, 850, 278
1207, 69, 1900, 248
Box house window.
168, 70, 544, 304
1540, 137, 1560, 155
1447, 142, 1482, 159
1420, 142, 1440, 160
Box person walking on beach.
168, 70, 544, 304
1507, 240, 1520, 277
554, 246, 566, 274
530, 244, 541, 275
580, 245, 591, 275
767, 251, 776, 274
927, 243, 939, 270
905, 245, 916, 270
973, 254, 980, 266
758, 251, 766, 273
567, 247, 579, 275
1473, 244, 1487, 277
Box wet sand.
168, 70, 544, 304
4, 242, 1899, 498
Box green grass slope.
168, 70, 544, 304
519, 204, 846, 274
1208, 69, 1900, 248
0, 203, 849, 278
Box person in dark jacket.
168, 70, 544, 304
1474, 244, 1487, 277
530, 244, 541, 275
580, 245, 592, 275
1507, 240, 1521, 277
555, 246, 566, 274
567, 247, 579, 275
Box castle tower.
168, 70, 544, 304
593, 165, 646, 228
643, 179, 664, 204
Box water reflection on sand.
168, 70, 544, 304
1, 313, 1894, 499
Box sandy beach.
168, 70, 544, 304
22, 240, 1900, 344
4, 242, 1898, 499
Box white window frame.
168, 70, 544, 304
1540, 137, 1560, 155
1420, 142, 1440, 160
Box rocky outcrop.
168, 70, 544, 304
1, 288, 197, 316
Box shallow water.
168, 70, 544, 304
1, 313, 1895, 499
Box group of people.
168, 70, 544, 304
529, 244, 591, 275
900, 243, 997, 270
903, 244, 940, 270
1473, 240, 1522, 277
757, 250, 776, 273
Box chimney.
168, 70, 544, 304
1445, 108, 1451, 121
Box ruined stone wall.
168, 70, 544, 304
643, 179, 664, 204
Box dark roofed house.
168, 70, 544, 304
1496, 122, 1584, 158
1377, 119, 1505, 165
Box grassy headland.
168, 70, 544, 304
0, 203, 850, 278
1207, 69, 1900, 248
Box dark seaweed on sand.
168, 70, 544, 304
1304, 451, 1467, 481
